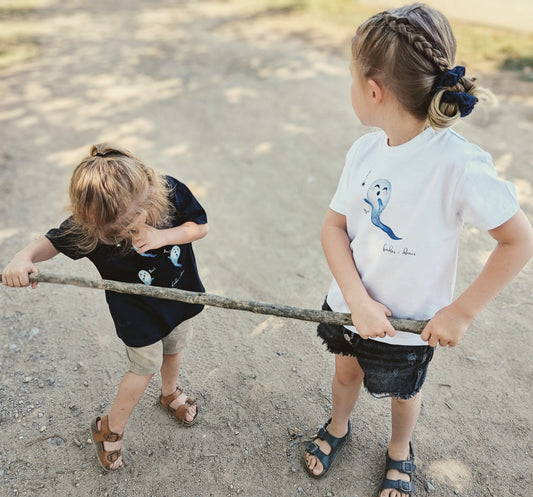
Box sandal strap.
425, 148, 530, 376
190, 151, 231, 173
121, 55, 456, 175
305, 441, 330, 467
160, 386, 184, 409
92, 416, 123, 443
172, 397, 197, 422
316, 428, 349, 450
104, 449, 122, 464
384, 442, 416, 474
380, 478, 414, 494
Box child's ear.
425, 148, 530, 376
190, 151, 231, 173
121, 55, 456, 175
367, 79, 384, 104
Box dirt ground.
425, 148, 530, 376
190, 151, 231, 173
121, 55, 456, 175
0, 1, 532, 496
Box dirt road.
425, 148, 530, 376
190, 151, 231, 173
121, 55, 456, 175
0, 1, 532, 496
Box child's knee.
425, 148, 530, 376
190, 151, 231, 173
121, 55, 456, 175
336, 367, 364, 387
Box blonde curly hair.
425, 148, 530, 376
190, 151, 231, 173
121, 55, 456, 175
66, 143, 173, 253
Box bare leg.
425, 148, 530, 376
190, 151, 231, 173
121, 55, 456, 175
305, 354, 364, 476
160, 352, 196, 422
100, 372, 153, 469
380, 393, 422, 497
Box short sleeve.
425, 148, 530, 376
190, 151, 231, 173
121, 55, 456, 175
45, 217, 86, 260
456, 157, 519, 231
329, 142, 359, 215
166, 176, 208, 226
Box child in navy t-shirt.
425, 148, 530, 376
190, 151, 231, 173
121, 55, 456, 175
1, 143, 209, 470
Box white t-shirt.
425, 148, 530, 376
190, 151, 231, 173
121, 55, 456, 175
326, 127, 519, 346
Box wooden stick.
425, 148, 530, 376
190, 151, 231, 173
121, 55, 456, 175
1, 272, 427, 334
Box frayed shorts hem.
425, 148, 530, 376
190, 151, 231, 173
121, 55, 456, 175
317, 301, 434, 400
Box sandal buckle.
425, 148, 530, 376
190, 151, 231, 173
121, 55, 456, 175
106, 433, 120, 442
398, 480, 412, 492
400, 461, 416, 474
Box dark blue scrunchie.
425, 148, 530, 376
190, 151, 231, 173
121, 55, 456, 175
441, 91, 478, 117
435, 66, 477, 117
436, 65, 465, 89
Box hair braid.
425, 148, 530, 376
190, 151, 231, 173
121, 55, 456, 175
383, 14, 450, 73
351, 4, 494, 130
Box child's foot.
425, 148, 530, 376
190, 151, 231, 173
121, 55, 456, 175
379, 442, 416, 497
160, 386, 198, 425
90, 415, 123, 471
304, 419, 350, 478
305, 437, 329, 476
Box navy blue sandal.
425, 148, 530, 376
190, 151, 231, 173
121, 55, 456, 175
304, 418, 351, 478
379, 442, 416, 496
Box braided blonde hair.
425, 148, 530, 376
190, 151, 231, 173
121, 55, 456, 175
352, 3, 493, 129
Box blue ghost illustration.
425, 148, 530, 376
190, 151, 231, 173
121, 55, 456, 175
133, 244, 156, 258
364, 179, 402, 240
138, 270, 154, 285
169, 245, 182, 267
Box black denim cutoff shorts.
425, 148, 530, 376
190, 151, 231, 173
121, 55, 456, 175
317, 300, 435, 400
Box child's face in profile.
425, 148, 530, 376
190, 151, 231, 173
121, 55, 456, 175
349, 59, 373, 126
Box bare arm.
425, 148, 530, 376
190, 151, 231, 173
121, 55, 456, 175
1, 236, 60, 288
321, 208, 395, 338
421, 209, 533, 347
132, 221, 209, 254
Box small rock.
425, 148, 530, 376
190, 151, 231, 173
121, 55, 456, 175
39, 426, 46, 432
425, 481, 436, 492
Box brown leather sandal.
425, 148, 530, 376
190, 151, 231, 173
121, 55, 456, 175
160, 386, 199, 426
90, 415, 123, 471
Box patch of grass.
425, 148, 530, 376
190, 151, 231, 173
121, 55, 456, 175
231, 0, 533, 74
453, 23, 533, 73
0, 0, 40, 69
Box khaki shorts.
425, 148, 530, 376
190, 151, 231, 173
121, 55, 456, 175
125, 319, 193, 376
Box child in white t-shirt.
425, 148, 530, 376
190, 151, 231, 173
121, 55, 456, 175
303, 5, 533, 497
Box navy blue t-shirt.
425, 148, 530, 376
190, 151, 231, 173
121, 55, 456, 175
46, 176, 207, 347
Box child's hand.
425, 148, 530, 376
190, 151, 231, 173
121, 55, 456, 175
131, 224, 166, 254
1, 256, 40, 289
349, 297, 396, 339
420, 304, 472, 347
